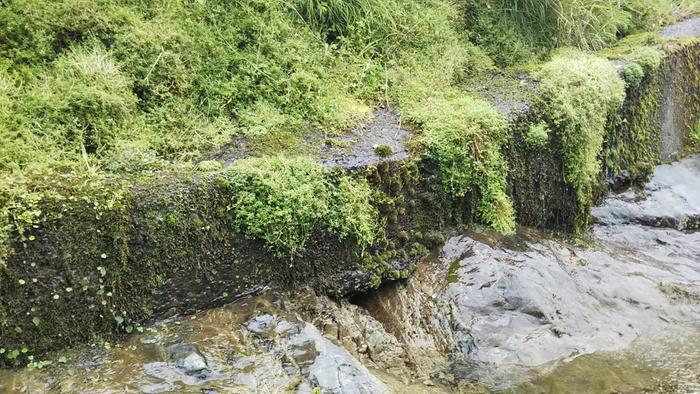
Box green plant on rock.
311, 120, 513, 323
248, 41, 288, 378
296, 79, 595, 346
223, 156, 378, 257
623, 46, 664, 88
415, 94, 515, 234
524, 122, 550, 149
689, 121, 700, 153
625, 46, 663, 73
623, 62, 645, 88
373, 144, 393, 157
535, 49, 626, 232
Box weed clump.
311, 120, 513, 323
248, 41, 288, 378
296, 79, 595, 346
623, 46, 664, 87
26, 45, 137, 153
374, 144, 393, 157
416, 95, 515, 234
223, 156, 378, 257
535, 50, 626, 231
524, 122, 550, 150
623, 62, 645, 88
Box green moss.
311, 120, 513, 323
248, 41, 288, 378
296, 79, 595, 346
535, 50, 626, 231
523, 122, 550, 150
623, 62, 645, 88
626, 46, 664, 73
689, 121, 700, 152
409, 242, 429, 258
374, 144, 393, 157
222, 156, 378, 257
599, 32, 661, 59
415, 94, 515, 234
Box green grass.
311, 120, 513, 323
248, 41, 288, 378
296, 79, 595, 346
465, 0, 690, 67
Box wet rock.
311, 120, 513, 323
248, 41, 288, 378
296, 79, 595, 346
302, 325, 390, 394
594, 154, 700, 231
318, 107, 411, 169
358, 213, 700, 390
244, 313, 278, 336
166, 343, 210, 378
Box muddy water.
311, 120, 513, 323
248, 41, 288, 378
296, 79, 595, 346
2, 155, 700, 393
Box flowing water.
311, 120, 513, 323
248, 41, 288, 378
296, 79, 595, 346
2, 155, 699, 393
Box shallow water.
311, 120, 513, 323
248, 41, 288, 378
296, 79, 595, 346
2, 155, 699, 393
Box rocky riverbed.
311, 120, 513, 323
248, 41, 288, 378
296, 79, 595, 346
2, 155, 699, 393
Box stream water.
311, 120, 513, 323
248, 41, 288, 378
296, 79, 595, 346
1, 155, 699, 393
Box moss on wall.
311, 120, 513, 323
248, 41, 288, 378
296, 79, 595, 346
603, 39, 700, 186
0, 155, 472, 367
506, 39, 699, 231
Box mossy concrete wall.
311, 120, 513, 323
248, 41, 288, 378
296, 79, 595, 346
508, 39, 700, 231
0, 159, 473, 366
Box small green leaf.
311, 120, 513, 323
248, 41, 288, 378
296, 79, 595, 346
100, 253, 107, 259
114, 316, 124, 326
18, 279, 26, 285
58, 356, 67, 363
32, 317, 41, 326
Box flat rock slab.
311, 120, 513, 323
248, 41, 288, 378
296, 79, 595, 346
660, 16, 700, 40
318, 107, 412, 169
594, 154, 700, 231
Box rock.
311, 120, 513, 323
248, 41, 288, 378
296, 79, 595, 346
593, 154, 700, 231
166, 344, 209, 378
302, 324, 390, 394
244, 314, 275, 336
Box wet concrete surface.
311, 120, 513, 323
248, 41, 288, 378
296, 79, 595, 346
318, 107, 412, 168
660, 16, 700, 40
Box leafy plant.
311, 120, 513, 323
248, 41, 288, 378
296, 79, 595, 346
535, 49, 626, 231
223, 156, 377, 257
524, 122, 550, 149
416, 94, 515, 234
623, 62, 645, 88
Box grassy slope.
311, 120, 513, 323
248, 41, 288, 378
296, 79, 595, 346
0, 0, 696, 255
